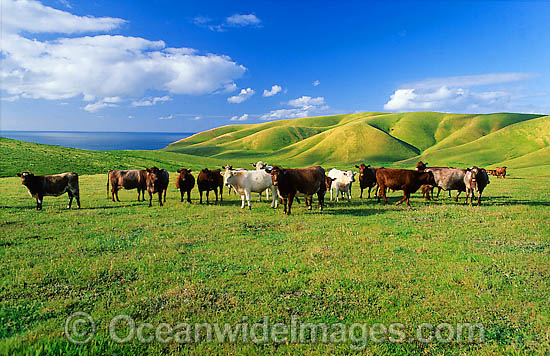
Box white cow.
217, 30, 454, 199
327, 168, 356, 202
223, 168, 278, 209
251, 161, 273, 201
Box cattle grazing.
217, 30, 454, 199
355, 164, 378, 198
415, 161, 428, 171
107, 169, 147, 202
146, 167, 169, 207
325, 175, 336, 191
376, 168, 436, 206
496, 167, 507, 178
197, 168, 223, 204
266, 166, 326, 215
176, 168, 195, 203
327, 169, 356, 202
464, 166, 490, 206
17, 171, 80, 210
487, 169, 498, 176
423, 167, 467, 202
223, 167, 278, 209
251, 161, 273, 201
223, 165, 245, 195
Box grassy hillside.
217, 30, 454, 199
165, 112, 549, 168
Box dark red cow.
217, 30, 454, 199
355, 164, 378, 198
266, 166, 326, 215
107, 169, 147, 202
175, 168, 195, 203
17, 171, 80, 210
197, 168, 223, 204
376, 168, 436, 206
146, 167, 169, 207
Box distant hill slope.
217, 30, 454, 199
166, 112, 549, 168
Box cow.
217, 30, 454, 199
146, 167, 169, 207
107, 169, 147, 202
251, 161, 273, 201
487, 169, 498, 176
464, 166, 490, 206
223, 168, 278, 209
175, 168, 195, 203
197, 168, 223, 204
422, 167, 467, 201
265, 166, 326, 215
17, 171, 80, 210
223, 165, 245, 196
327, 169, 356, 202
496, 167, 507, 178
355, 164, 378, 199
376, 168, 436, 206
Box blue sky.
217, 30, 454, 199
1, 0, 549, 132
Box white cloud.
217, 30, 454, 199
84, 100, 118, 113
227, 88, 255, 103
158, 115, 173, 120
230, 113, 249, 121
226, 14, 261, 27
193, 116, 201, 120
288, 96, 325, 107
313, 80, 320, 86
1, 95, 20, 102
263, 85, 282, 97
131, 95, 172, 107
1, 0, 246, 109
2, 0, 125, 34
261, 95, 329, 121
194, 13, 261, 31
383, 73, 540, 113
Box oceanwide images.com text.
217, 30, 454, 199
65, 312, 485, 350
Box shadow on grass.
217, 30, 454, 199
322, 207, 384, 217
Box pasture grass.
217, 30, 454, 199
1, 169, 549, 355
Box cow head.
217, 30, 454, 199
355, 164, 371, 179
222, 168, 236, 187
17, 171, 34, 186
146, 167, 162, 192
415, 161, 428, 171
177, 168, 192, 181
268, 166, 285, 186
325, 176, 336, 190
223, 165, 233, 171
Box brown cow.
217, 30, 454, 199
107, 169, 147, 202
197, 168, 223, 204
487, 169, 498, 176
266, 166, 326, 215
496, 167, 507, 178
355, 164, 378, 198
176, 168, 195, 203
464, 166, 490, 206
376, 168, 436, 206
17, 171, 80, 210
146, 167, 169, 207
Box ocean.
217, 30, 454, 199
0, 131, 194, 151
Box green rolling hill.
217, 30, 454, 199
166, 112, 549, 169
2, 112, 549, 177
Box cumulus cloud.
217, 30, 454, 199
230, 113, 249, 121
313, 80, 320, 86
384, 73, 536, 112
158, 115, 173, 120
263, 85, 282, 97
193, 13, 261, 31
226, 14, 261, 27
261, 95, 328, 121
227, 88, 255, 103
83, 96, 122, 112
1, 0, 246, 110
288, 96, 325, 107
131, 95, 172, 107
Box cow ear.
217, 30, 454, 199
188, 169, 192, 172
264, 168, 271, 173
355, 165, 359, 168
146, 168, 150, 173
17, 173, 22, 177
177, 169, 181, 173
366, 165, 371, 168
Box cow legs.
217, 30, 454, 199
317, 191, 325, 211
67, 191, 74, 209
219, 187, 223, 202
206, 190, 210, 204
214, 189, 218, 203
287, 193, 295, 215
187, 190, 192, 203
115, 189, 121, 202
180, 189, 184, 202
346, 188, 351, 202
137, 189, 142, 202
455, 191, 461, 202
270, 186, 278, 208
477, 192, 483, 206
307, 195, 313, 211
158, 191, 163, 206
378, 185, 388, 204
245, 190, 252, 210
330, 187, 334, 201
335, 187, 340, 202
35, 194, 43, 210
257, 191, 262, 202
199, 190, 203, 204
148, 192, 153, 207
396, 191, 408, 205
163, 189, 167, 203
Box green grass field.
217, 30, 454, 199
1, 111, 550, 355
1, 168, 549, 355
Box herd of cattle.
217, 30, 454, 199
16, 161, 507, 213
